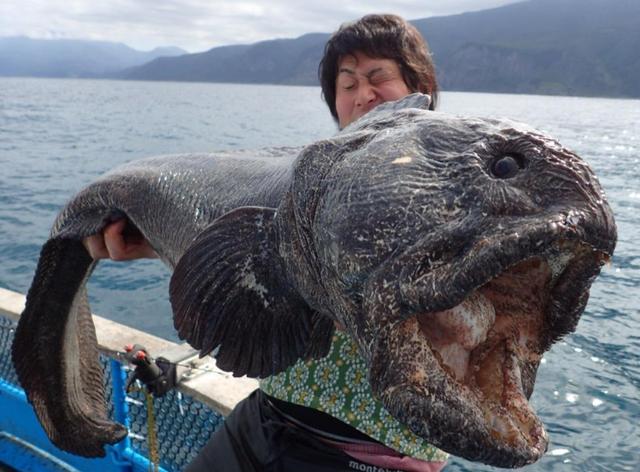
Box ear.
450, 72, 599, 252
169, 206, 334, 378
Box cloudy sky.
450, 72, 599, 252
0, 0, 523, 52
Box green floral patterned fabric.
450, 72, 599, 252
260, 331, 449, 462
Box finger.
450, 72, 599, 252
82, 234, 109, 260
104, 219, 158, 260
103, 219, 129, 260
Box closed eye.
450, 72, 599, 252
368, 68, 397, 85
337, 76, 356, 91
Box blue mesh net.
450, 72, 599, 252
0, 317, 19, 385
124, 384, 224, 470
1, 315, 225, 471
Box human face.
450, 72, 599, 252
335, 51, 411, 128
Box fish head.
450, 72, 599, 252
278, 96, 617, 467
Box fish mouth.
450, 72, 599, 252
365, 221, 612, 468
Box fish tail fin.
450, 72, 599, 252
12, 238, 127, 457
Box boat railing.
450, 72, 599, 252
0, 286, 258, 472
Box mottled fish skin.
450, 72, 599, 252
53, 149, 298, 266
13, 94, 616, 468
12, 149, 299, 457
273, 97, 616, 467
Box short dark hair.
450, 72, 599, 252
319, 14, 439, 121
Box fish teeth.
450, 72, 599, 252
416, 291, 496, 380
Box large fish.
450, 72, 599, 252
12, 95, 616, 468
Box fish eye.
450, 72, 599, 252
490, 154, 523, 179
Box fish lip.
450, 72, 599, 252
396, 213, 613, 319
362, 214, 613, 466
367, 292, 551, 466
369, 358, 549, 467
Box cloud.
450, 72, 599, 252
0, 0, 522, 52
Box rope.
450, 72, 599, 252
145, 389, 160, 472
127, 383, 160, 472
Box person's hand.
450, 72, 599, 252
83, 219, 158, 261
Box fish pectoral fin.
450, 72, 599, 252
170, 206, 332, 378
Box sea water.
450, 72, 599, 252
0, 77, 638, 471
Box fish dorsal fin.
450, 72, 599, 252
169, 206, 334, 378
340, 93, 432, 133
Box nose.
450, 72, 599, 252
355, 83, 377, 108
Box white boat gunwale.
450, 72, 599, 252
0, 286, 258, 416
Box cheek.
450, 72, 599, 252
379, 81, 411, 102
335, 93, 353, 124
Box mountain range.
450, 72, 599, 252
1, 0, 638, 98
0, 37, 185, 77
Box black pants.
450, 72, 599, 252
185, 389, 400, 472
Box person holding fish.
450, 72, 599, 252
84, 13, 446, 472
